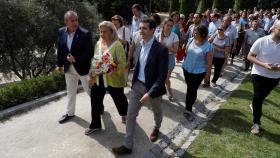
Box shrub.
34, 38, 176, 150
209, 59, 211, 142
0, 72, 65, 110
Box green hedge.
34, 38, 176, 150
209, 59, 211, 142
0, 72, 65, 110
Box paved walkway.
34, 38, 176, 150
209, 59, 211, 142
0, 59, 249, 158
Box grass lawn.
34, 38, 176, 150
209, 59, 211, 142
184, 77, 280, 158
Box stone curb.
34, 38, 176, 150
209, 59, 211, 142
0, 86, 83, 120
144, 66, 250, 158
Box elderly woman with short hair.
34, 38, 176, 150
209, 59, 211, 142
85, 21, 128, 135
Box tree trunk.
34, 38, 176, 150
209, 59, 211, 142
196, 0, 206, 13
34, 46, 52, 77
212, 0, 219, 9
169, 0, 180, 14
205, 0, 213, 9
180, 0, 195, 15
233, 0, 241, 12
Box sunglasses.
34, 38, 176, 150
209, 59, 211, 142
218, 28, 224, 31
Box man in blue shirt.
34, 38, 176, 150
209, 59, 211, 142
131, 4, 147, 37
208, 13, 220, 38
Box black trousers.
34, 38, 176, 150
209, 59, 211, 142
252, 74, 279, 125
183, 69, 206, 112
212, 57, 225, 83
243, 44, 252, 70
90, 76, 128, 129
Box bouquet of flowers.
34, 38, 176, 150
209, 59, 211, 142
91, 51, 118, 76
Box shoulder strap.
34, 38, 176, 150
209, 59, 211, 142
123, 27, 125, 40
188, 38, 194, 45
185, 38, 194, 54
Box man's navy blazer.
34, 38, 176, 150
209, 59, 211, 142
132, 39, 169, 98
57, 26, 93, 76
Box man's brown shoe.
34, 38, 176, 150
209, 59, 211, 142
112, 145, 132, 155
149, 129, 159, 142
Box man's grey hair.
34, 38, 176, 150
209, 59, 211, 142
64, 10, 78, 20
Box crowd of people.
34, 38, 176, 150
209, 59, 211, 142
56, 4, 280, 155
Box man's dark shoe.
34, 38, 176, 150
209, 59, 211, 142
112, 145, 132, 155
58, 114, 74, 124
150, 129, 159, 142
202, 83, 210, 88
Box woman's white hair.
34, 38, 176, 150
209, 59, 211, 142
98, 21, 119, 42
64, 10, 78, 20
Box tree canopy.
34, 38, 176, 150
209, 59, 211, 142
0, 0, 100, 79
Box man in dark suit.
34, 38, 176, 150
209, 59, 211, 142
56, 10, 93, 123
112, 18, 169, 155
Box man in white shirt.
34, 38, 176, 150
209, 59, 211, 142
247, 20, 280, 134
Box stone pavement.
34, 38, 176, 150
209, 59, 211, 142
0, 59, 249, 158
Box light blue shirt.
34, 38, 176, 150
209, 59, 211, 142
264, 17, 275, 32
186, 24, 195, 40
131, 12, 146, 37
154, 26, 162, 36
224, 25, 238, 45
240, 18, 249, 26
212, 36, 230, 58
258, 18, 265, 28
186, 23, 203, 40
66, 31, 75, 51
138, 36, 155, 82
208, 20, 220, 37
182, 38, 212, 74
